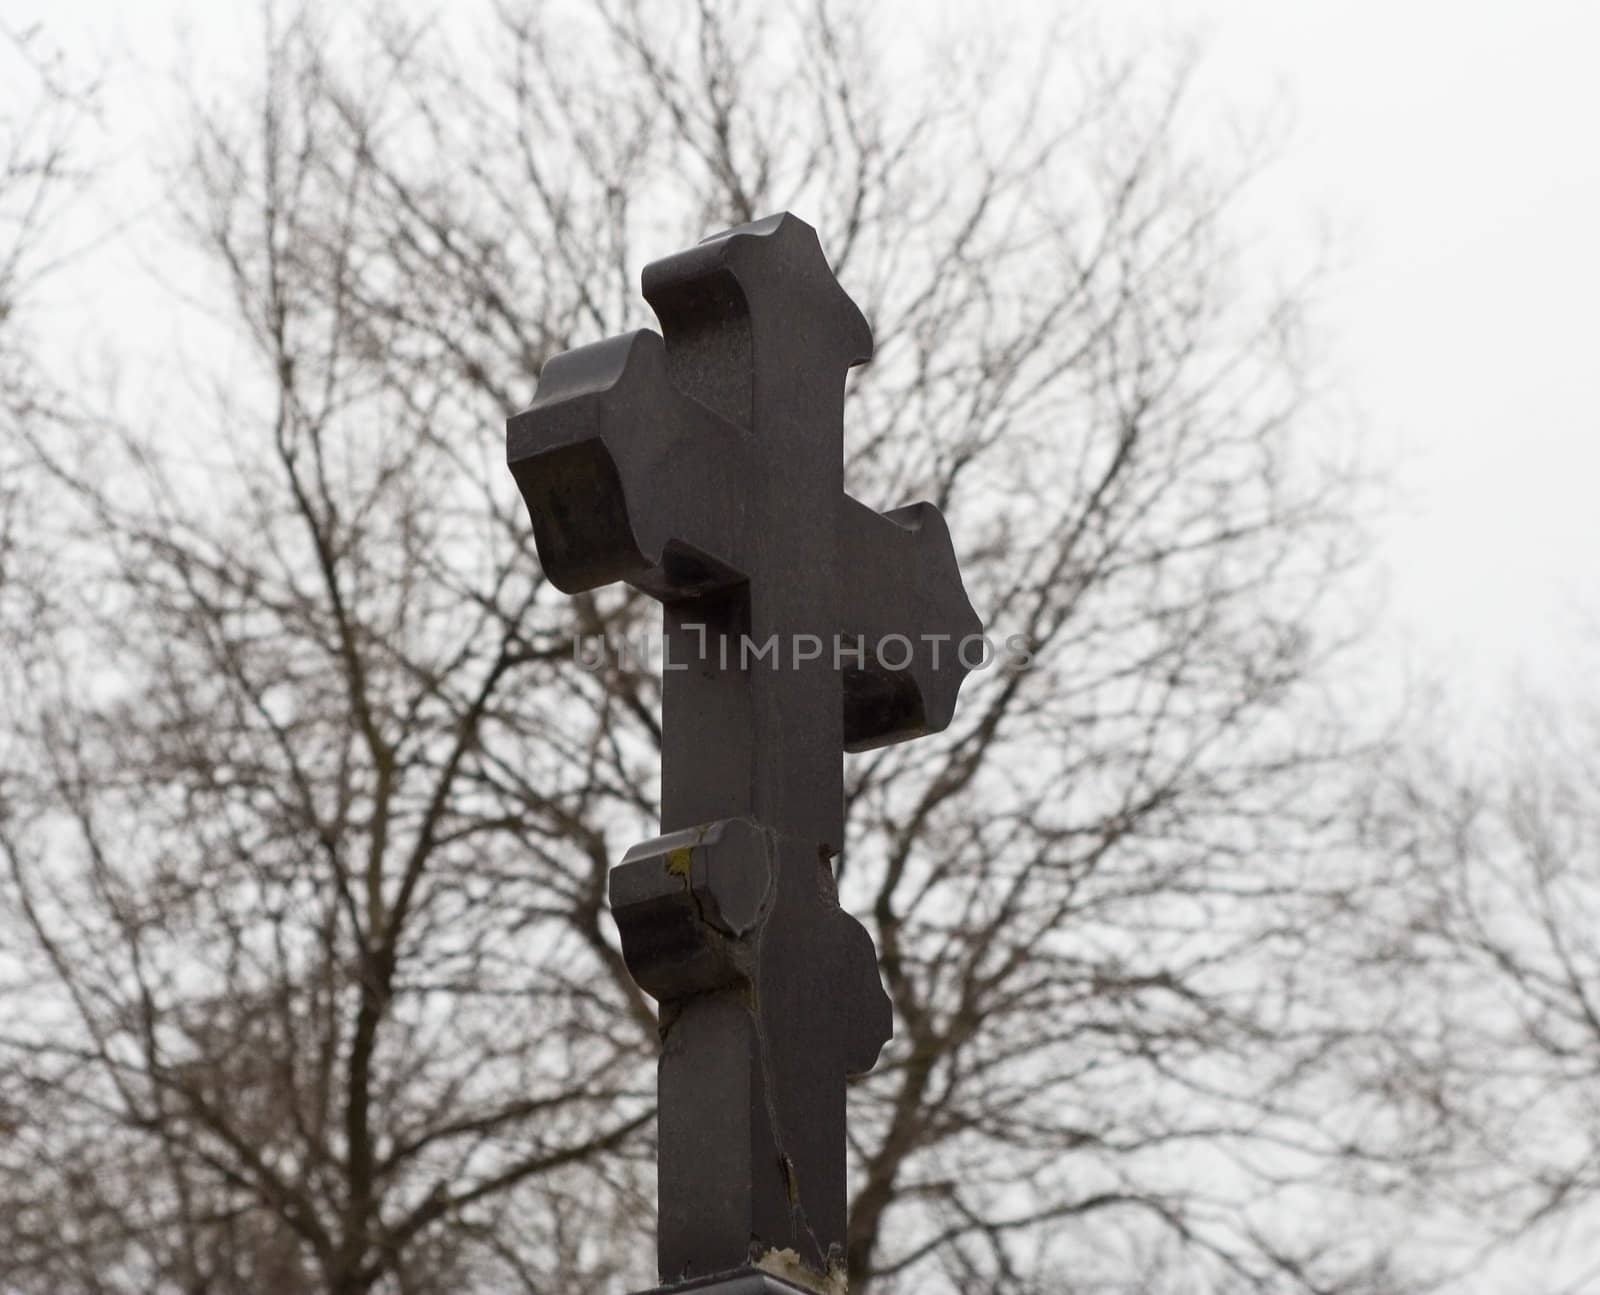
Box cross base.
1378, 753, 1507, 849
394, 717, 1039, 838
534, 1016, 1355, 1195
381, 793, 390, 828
633, 1268, 819, 1295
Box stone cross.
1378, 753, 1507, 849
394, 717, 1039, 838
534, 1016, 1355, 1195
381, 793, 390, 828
507, 214, 981, 1292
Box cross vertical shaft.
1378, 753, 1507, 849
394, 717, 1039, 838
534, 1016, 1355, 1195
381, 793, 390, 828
654, 371, 850, 1279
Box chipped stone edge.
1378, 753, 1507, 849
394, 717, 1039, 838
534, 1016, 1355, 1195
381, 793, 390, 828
753, 1247, 847, 1295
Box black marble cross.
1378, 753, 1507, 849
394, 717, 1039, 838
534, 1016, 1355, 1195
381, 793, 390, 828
507, 214, 981, 1292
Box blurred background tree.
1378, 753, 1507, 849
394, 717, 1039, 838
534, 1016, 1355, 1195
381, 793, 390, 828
1357, 671, 1600, 1293
0, 3, 1478, 1292
1, 21, 94, 663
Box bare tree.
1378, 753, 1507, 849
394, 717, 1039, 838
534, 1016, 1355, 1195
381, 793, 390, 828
0, 21, 94, 650
1359, 676, 1600, 1292
1, 3, 1418, 1292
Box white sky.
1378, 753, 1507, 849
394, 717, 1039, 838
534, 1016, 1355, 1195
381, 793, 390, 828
1179, 0, 1600, 705
13, 0, 1600, 713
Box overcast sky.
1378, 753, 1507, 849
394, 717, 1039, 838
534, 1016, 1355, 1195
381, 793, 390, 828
1185, 0, 1600, 706
14, 0, 1600, 715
